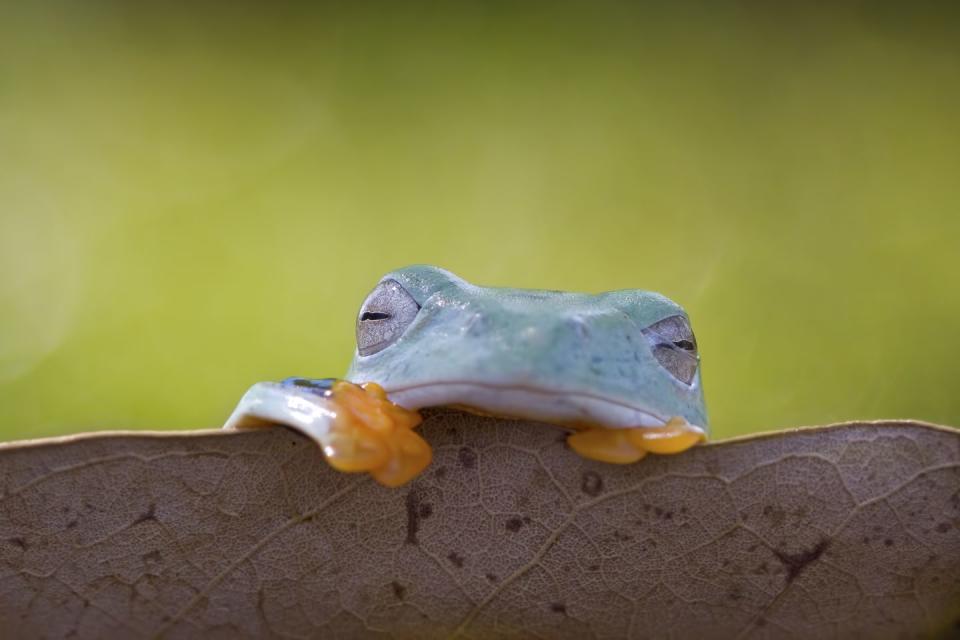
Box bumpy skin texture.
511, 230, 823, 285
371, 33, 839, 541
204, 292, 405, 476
346, 265, 708, 433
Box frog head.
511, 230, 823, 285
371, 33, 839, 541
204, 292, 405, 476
346, 265, 708, 433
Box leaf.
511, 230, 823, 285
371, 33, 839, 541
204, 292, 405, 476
1, 412, 958, 639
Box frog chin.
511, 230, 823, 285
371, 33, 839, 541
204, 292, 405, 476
383, 382, 669, 430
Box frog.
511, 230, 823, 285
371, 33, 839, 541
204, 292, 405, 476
224, 265, 707, 487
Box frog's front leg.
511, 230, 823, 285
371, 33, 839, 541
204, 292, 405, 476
224, 378, 431, 487
567, 417, 706, 464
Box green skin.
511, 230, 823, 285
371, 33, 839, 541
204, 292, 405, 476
224, 265, 707, 443
346, 265, 708, 433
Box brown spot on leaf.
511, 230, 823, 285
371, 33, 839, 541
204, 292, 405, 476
774, 538, 830, 584
142, 550, 162, 563
7, 536, 27, 550
391, 581, 406, 600
405, 489, 422, 545
763, 505, 786, 526
505, 517, 524, 532
581, 471, 603, 497
457, 447, 477, 469
550, 602, 566, 614
447, 551, 465, 568
132, 503, 157, 526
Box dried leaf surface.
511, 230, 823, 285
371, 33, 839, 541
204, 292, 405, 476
1, 411, 958, 639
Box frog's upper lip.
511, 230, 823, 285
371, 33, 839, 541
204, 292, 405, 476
382, 381, 669, 429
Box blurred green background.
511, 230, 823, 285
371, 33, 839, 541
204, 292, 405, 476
1, 1, 958, 441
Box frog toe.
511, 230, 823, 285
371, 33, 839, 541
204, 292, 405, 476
567, 427, 647, 464
370, 428, 433, 488
328, 380, 431, 486
320, 425, 391, 473
628, 417, 706, 455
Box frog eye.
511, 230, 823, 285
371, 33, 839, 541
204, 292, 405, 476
642, 315, 699, 385
356, 279, 420, 356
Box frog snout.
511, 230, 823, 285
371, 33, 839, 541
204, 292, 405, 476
504, 317, 596, 355
517, 324, 551, 348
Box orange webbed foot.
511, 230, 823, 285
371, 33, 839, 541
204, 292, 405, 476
567, 417, 706, 464
323, 381, 431, 487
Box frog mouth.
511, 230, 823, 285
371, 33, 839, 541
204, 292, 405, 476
382, 382, 669, 429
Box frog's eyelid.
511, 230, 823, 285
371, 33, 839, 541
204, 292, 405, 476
642, 316, 697, 350
648, 343, 699, 385
356, 280, 420, 357
641, 315, 699, 385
